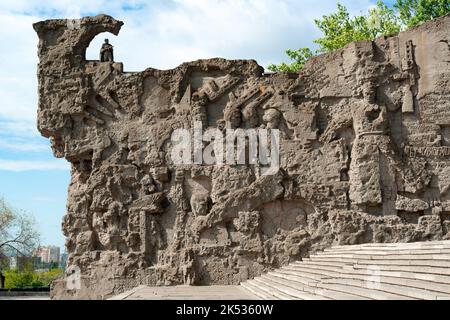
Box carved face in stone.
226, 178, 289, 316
263, 109, 281, 129
216, 119, 226, 131
242, 105, 259, 128
127, 141, 146, 166
192, 92, 209, 106
224, 104, 242, 129
190, 193, 210, 216
361, 82, 376, 104
141, 175, 156, 195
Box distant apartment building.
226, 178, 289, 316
35, 246, 61, 264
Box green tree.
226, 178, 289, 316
4, 267, 43, 289
268, 48, 315, 72
269, 1, 400, 72
37, 268, 63, 286
269, 0, 450, 73
395, 0, 450, 28
49, 261, 59, 270
0, 198, 40, 287
314, 1, 400, 53
0, 199, 40, 256
3, 265, 63, 289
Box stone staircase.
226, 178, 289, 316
241, 241, 450, 300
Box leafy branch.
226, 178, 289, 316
269, 0, 450, 72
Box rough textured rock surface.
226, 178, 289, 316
34, 14, 450, 299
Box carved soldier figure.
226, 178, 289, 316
224, 103, 242, 129
100, 39, 114, 62
190, 193, 211, 217
263, 109, 282, 129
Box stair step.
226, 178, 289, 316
249, 279, 294, 300
298, 259, 450, 277
267, 270, 320, 285
309, 256, 450, 268
321, 278, 450, 300
282, 265, 450, 294
316, 282, 415, 300
323, 248, 450, 255
286, 263, 450, 286
240, 241, 450, 300
300, 259, 450, 277
332, 240, 450, 246
313, 287, 370, 300
316, 253, 450, 261
292, 261, 344, 270
328, 241, 450, 251
352, 263, 450, 276
301, 258, 348, 267
241, 281, 278, 300
281, 266, 336, 280
255, 276, 329, 300
267, 273, 369, 300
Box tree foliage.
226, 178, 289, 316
267, 48, 314, 73
314, 1, 400, 53
0, 198, 40, 257
3, 269, 42, 289
395, 0, 450, 28
3, 267, 63, 289
269, 0, 450, 72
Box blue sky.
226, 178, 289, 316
0, 0, 382, 249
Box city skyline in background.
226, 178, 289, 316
0, 0, 390, 249
6, 245, 67, 272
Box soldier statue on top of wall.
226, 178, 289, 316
100, 39, 114, 62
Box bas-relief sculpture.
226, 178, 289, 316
33, 14, 450, 299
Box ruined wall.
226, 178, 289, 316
34, 14, 450, 299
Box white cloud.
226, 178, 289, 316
0, 120, 39, 137
0, 13, 39, 122
0, 159, 70, 171
86, 0, 376, 70
0, 138, 49, 152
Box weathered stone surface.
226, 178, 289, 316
34, 14, 450, 299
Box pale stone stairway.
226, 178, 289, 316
241, 241, 450, 300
